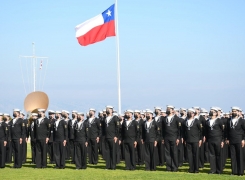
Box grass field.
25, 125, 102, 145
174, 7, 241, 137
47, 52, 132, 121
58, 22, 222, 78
0, 145, 242, 180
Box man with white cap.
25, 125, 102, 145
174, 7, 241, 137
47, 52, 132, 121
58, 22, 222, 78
74, 112, 88, 170
121, 110, 139, 170
225, 107, 245, 176
3, 113, 12, 163
182, 108, 202, 173
102, 105, 120, 170
178, 108, 186, 167
47, 110, 56, 164
34, 109, 50, 168
160, 110, 167, 118
52, 111, 68, 169
141, 110, 160, 171
98, 111, 104, 155
20, 111, 28, 164
154, 107, 164, 166
134, 110, 144, 166
0, 113, 8, 168
204, 107, 224, 174
87, 108, 101, 165
28, 113, 38, 164
162, 105, 181, 172
62, 110, 71, 161
100, 109, 107, 160
193, 106, 205, 168
10, 109, 24, 168
68, 110, 78, 164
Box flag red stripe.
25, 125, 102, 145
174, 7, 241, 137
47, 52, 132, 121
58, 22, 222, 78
77, 20, 115, 46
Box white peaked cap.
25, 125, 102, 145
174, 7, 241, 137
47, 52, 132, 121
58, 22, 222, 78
62, 110, 69, 114
77, 112, 84, 115
3, 113, 9, 116
13, 109, 20, 112
38, 109, 46, 112
0, 113, 3, 116
188, 108, 195, 113
126, 110, 134, 113
32, 113, 38, 116
192, 106, 200, 110
99, 111, 103, 114
210, 107, 219, 112
161, 110, 166, 113
48, 110, 55, 113
154, 107, 162, 110
106, 105, 113, 109
146, 110, 153, 114
166, 105, 175, 109
103, 109, 106, 112
55, 111, 62, 114
180, 108, 187, 111
216, 107, 222, 111
200, 108, 207, 113
72, 110, 78, 113
231, 106, 241, 111
113, 113, 118, 116
174, 108, 180, 111
134, 110, 141, 113
89, 108, 96, 112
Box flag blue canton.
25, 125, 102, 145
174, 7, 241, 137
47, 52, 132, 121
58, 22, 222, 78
102, 4, 115, 23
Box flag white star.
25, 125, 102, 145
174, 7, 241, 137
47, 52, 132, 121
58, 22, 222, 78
106, 10, 112, 17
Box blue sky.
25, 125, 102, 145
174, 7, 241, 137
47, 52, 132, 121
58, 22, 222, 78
0, 0, 244, 114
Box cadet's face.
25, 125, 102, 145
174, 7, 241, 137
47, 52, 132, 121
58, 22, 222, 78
0, 116, 3, 120
89, 110, 94, 116
161, 112, 166, 116
146, 113, 152, 118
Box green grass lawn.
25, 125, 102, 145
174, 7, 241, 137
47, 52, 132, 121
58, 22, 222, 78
0, 145, 242, 180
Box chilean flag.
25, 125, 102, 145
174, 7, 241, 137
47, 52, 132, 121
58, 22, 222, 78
75, 4, 116, 46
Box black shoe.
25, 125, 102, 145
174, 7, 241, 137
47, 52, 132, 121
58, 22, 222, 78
195, 171, 199, 173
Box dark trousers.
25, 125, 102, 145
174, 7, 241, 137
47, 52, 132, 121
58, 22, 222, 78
101, 136, 106, 160
0, 140, 6, 168
178, 140, 184, 167
105, 138, 117, 169
5, 140, 12, 163
12, 139, 22, 168
230, 143, 244, 175
35, 139, 47, 168
120, 140, 125, 160
124, 142, 136, 170
165, 139, 178, 171
69, 139, 75, 163
204, 142, 209, 163
65, 140, 70, 160
22, 140, 27, 163
74, 141, 87, 169
222, 143, 228, 169
88, 138, 98, 164
53, 141, 65, 168
187, 142, 199, 173
208, 141, 222, 173
47, 141, 54, 163
116, 141, 121, 164
199, 143, 204, 168
184, 143, 188, 162
144, 142, 156, 171
135, 139, 144, 165
155, 139, 164, 166
30, 140, 36, 163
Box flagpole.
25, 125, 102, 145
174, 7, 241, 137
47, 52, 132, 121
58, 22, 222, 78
115, 0, 121, 114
